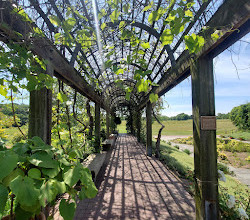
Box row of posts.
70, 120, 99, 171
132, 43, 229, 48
29, 56, 218, 220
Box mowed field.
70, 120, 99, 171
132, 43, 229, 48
117, 119, 237, 136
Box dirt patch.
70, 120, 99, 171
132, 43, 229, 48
219, 151, 250, 169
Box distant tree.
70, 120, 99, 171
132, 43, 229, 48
229, 103, 250, 131
170, 113, 192, 121
217, 113, 230, 119
0, 103, 29, 126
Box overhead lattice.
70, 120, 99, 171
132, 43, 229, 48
0, 0, 242, 111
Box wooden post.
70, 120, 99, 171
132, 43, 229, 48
191, 57, 218, 220
136, 110, 141, 142
146, 101, 152, 156
106, 111, 110, 138
28, 63, 53, 145
95, 102, 101, 152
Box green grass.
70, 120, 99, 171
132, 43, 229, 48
117, 119, 240, 136
116, 120, 127, 133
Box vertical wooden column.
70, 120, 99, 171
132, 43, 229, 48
28, 63, 53, 145
94, 102, 101, 151
191, 56, 218, 220
136, 110, 141, 142
106, 111, 110, 138
146, 101, 152, 156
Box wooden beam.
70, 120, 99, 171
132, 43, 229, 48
146, 101, 152, 157
28, 62, 53, 145
0, 1, 106, 109
138, 0, 250, 110
191, 56, 218, 220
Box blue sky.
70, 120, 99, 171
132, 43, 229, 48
161, 33, 250, 116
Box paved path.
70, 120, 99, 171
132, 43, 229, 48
74, 134, 195, 219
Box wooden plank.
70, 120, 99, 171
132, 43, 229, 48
191, 57, 218, 220
0, 1, 106, 109
138, 0, 250, 110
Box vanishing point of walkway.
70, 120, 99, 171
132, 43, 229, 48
74, 135, 195, 219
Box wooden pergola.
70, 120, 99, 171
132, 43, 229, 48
0, 0, 249, 218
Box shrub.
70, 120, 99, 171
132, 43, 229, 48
230, 103, 250, 131
183, 149, 191, 155
174, 145, 179, 150
218, 152, 228, 160
0, 137, 97, 219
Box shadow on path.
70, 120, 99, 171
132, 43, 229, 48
74, 134, 195, 219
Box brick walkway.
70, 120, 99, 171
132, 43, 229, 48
74, 134, 195, 219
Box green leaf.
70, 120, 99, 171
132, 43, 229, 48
39, 179, 65, 206
160, 29, 174, 46
0, 184, 8, 215
125, 92, 130, 101
143, 1, 153, 12
185, 10, 193, 17
101, 23, 106, 30
57, 92, 68, 103
148, 7, 167, 24
110, 10, 120, 23
59, 199, 76, 220
141, 42, 150, 49
149, 93, 159, 103
49, 15, 61, 27
184, 33, 205, 54
2, 168, 24, 187
119, 21, 126, 29
42, 166, 60, 178
0, 85, 8, 98
63, 163, 82, 187
29, 152, 59, 168
115, 69, 124, 75
136, 79, 150, 93
15, 205, 33, 220
28, 168, 41, 180
10, 176, 40, 207
0, 150, 18, 181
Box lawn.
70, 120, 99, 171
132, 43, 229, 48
117, 119, 240, 137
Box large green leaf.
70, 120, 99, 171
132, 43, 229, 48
28, 168, 41, 180
42, 166, 60, 178
0, 184, 8, 215
59, 199, 76, 220
10, 176, 40, 207
63, 163, 82, 187
80, 169, 98, 199
29, 151, 58, 168
2, 168, 24, 187
0, 150, 18, 181
15, 205, 33, 220
39, 180, 57, 206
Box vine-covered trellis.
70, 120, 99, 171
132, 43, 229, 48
0, 0, 249, 219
